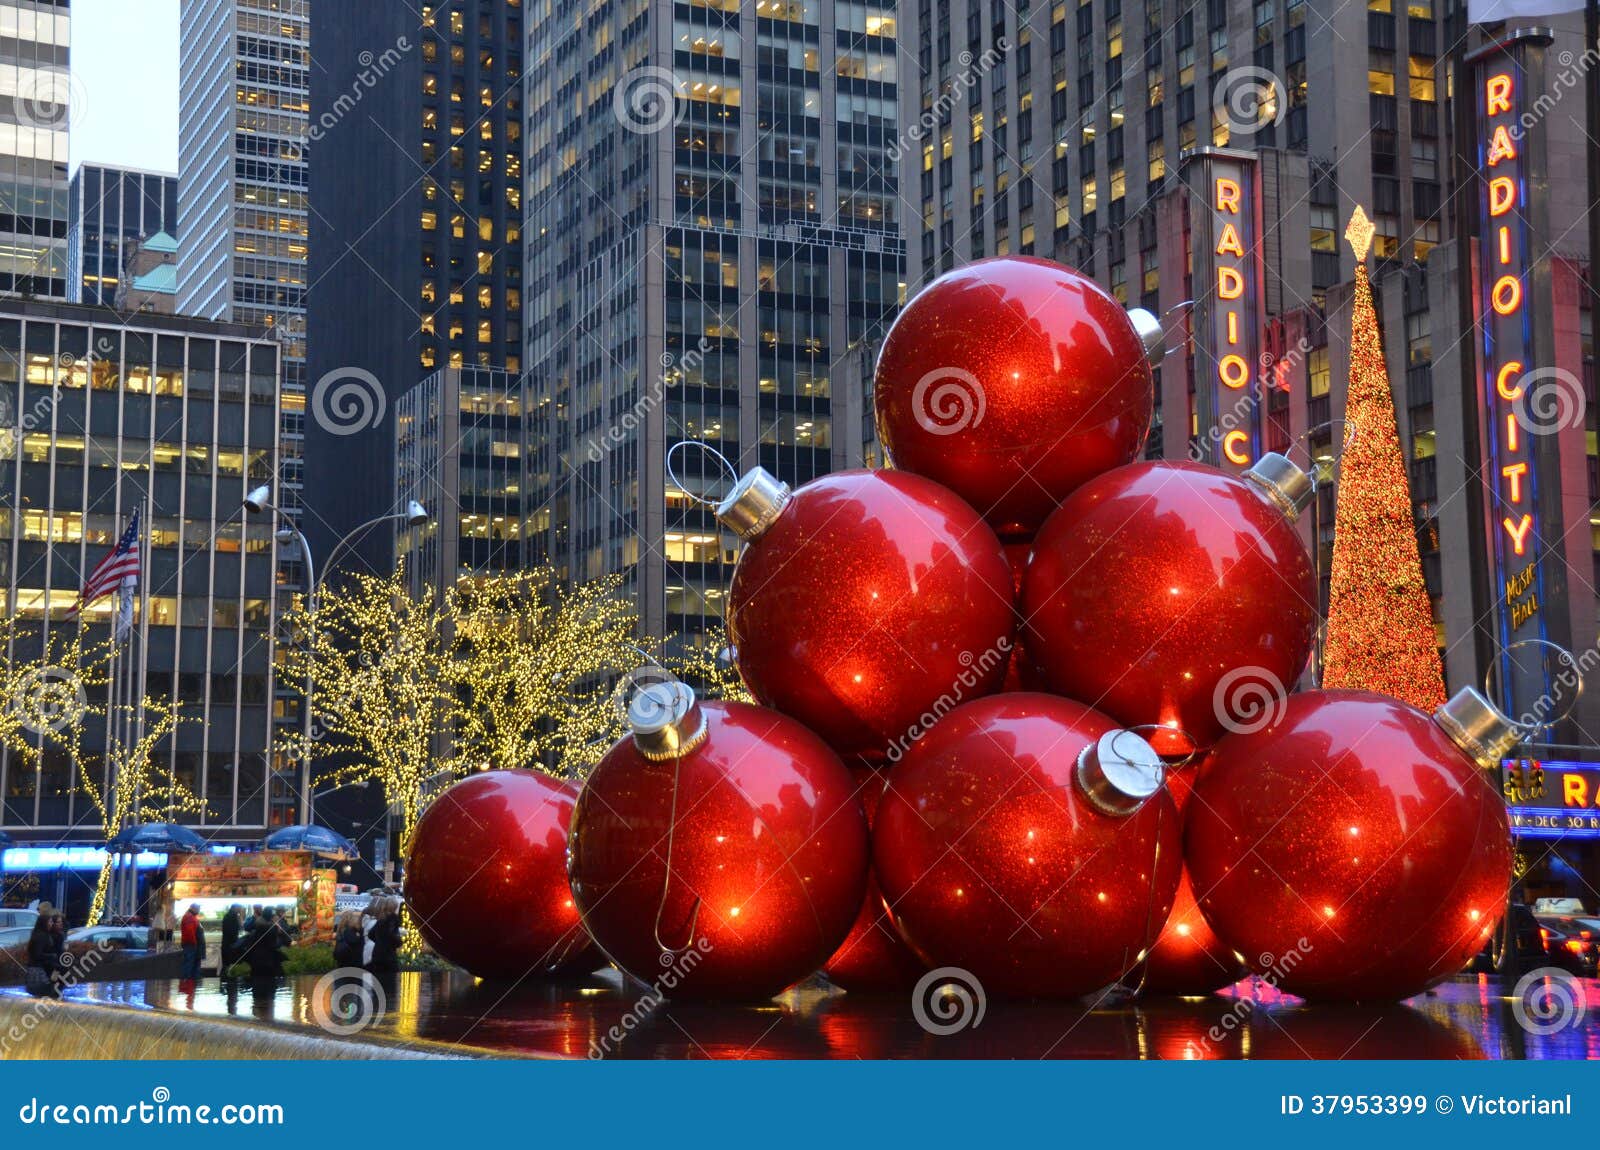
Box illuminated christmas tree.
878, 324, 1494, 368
1320, 206, 1447, 709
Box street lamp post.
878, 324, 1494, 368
243, 487, 430, 824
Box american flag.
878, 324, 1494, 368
71, 508, 141, 614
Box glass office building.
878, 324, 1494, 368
0, 0, 70, 299
0, 300, 286, 840
67, 164, 178, 308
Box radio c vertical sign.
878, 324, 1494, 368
1182, 147, 1264, 471
1467, 28, 1569, 721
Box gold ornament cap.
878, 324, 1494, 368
629, 680, 709, 762
1076, 729, 1166, 817
714, 466, 793, 541
1433, 686, 1521, 770
1243, 452, 1315, 520
1127, 307, 1165, 369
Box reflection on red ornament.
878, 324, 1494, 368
875, 256, 1156, 537
874, 693, 1182, 998
406, 769, 598, 980
1186, 689, 1514, 1002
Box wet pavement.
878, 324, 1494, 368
47, 969, 1600, 1059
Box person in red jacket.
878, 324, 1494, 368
179, 903, 205, 979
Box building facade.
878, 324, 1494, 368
0, 0, 70, 299
177, 0, 308, 519
0, 301, 287, 848
67, 164, 178, 308
395, 365, 530, 601
307, 1, 524, 582
521, 0, 905, 647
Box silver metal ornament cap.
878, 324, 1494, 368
1127, 307, 1165, 369
629, 680, 709, 762
1076, 729, 1167, 817
714, 466, 793, 541
1433, 686, 1521, 770
1243, 451, 1315, 520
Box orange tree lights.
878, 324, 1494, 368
1319, 206, 1447, 711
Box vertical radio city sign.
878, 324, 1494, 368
1182, 148, 1264, 471
1466, 28, 1569, 722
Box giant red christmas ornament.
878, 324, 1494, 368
874, 693, 1183, 998
405, 769, 598, 980
1185, 687, 1517, 1001
720, 466, 1015, 764
873, 255, 1162, 538
1140, 765, 1247, 996
1022, 454, 1317, 753
568, 682, 869, 1000
822, 768, 927, 992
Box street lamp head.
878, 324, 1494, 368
404, 500, 430, 527
244, 485, 273, 514
274, 527, 298, 548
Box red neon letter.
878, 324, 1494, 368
1492, 274, 1522, 315
1214, 177, 1241, 213
1485, 125, 1518, 167
1216, 223, 1245, 257
1502, 461, 1529, 503
1496, 360, 1525, 400
1218, 354, 1251, 389
1223, 430, 1252, 465
1489, 177, 1516, 217
1217, 266, 1244, 299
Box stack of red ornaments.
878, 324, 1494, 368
417, 255, 1516, 1005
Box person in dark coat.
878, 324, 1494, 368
332, 911, 365, 970
25, 905, 66, 998
220, 905, 244, 974
366, 898, 402, 974
245, 908, 290, 977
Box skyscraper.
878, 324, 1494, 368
177, 0, 308, 518
522, 0, 905, 645
307, 2, 525, 580
0, 0, 71, 299
67, 164, 178, 307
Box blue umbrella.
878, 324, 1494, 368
261, 824, 358, 860
107, 823, 206, 854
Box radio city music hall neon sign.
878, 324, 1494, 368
1479, 67, 1541, 631
1211, 173, 1256, 468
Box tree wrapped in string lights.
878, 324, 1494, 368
1320, 206, 1447, 710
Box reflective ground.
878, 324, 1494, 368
50, 969, 1600, 1059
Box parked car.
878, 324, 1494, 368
65, 925, 148, 951
0, 925, 31, 948
0, 908, 37, 931
1467, 904, 1592, 975
1536, 921, 1598, 977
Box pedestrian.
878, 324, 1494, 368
24, 904, 65, 999
332, 910, 365, 970
179, 903, 204, 979
220, 905, 244, 974
244, 908, 290, 978
366, 898, 402, 975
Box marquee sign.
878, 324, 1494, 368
1182, 148, 1264, 471
1502, 759, 1600, 839
1467, 29, 1569, 722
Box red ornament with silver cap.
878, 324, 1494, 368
719, 465, 1015, 765
873, 693, 1183, 998
567, 676, 870, 1000
1021, 453, 1318, 754
405, 768, 599, 980
1184, 686, 1517, 1001
873, 255, 1162, 539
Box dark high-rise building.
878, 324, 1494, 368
67, 165, 178, 308
521, 0, 904, 646
308, 2, 524, 580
